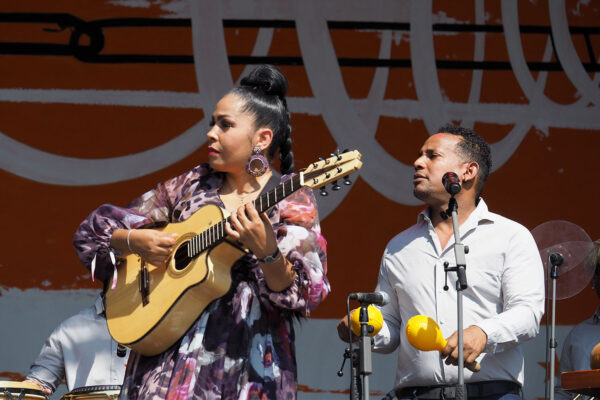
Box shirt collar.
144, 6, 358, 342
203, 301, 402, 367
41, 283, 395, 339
418, 198, 495, 230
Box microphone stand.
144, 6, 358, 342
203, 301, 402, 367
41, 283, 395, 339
338, 347, 361, 400
546, 252, 563, 400
351, 348, 362, 400
339, 298, 371, 400
443, 195, 469, 400
340, 294, 386, 400
357, 302, 374, 400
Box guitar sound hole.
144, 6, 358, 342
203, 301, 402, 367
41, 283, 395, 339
174, 243, 192, 271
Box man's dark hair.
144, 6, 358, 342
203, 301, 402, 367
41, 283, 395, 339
437, 124, 492, 198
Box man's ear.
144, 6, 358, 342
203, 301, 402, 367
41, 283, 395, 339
462, 161, 479, 185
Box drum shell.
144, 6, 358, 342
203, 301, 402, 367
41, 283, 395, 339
61, 385, 120, 400
0, 381, 47, 399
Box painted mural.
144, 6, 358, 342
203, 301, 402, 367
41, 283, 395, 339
1, 1, 599, 398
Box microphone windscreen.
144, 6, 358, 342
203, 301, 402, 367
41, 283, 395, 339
350, 305, 383, 337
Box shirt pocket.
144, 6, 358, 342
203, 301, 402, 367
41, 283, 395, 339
463, 252, 504, 308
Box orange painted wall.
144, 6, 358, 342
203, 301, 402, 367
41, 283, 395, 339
1, 0, 599, 328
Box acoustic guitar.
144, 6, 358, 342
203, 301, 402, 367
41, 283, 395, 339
105, 150, 362, 356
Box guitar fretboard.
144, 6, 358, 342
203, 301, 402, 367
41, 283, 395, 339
183, 175, 302, 260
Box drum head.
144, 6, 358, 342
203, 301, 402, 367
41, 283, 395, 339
61, 385, 121, 400
0, 381, 47, 399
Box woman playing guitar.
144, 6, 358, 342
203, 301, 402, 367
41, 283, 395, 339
73, 65, 330, 400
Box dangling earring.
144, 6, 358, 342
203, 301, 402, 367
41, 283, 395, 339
246, 146, 268, 177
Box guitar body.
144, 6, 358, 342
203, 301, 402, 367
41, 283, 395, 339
104, 204, 245, 356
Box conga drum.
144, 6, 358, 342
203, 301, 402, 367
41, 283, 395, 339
0, 381, 47, 399
61, 385, 121, 399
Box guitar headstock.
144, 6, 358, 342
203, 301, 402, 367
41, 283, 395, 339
300, 150, 362, 191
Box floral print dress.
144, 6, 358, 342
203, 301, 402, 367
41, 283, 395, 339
73, 164, 329, 400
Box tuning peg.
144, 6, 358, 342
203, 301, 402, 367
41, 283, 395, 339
332, 180, 341, 191
320, 187, 328, 196
344, 175, 352, 185
342, 148, 349, 153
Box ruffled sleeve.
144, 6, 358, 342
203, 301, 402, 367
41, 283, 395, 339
254, 182, 329, 314
72, 166, 206, 283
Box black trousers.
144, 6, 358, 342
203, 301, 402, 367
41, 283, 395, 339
386, 380, 522, 400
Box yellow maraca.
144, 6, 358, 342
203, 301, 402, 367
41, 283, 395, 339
405, 315, 481, 372
350, 305, 384, 337
406, 315, 447, 351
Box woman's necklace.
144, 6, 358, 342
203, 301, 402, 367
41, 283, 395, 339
236, 188, 252, 206
222, 173, 272, 208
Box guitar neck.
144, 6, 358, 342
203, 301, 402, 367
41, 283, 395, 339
251, 174, 302, 214
184, 175, 303, 260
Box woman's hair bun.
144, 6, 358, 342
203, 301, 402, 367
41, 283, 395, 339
240, 65, 288, 100
232, 64, 294, 174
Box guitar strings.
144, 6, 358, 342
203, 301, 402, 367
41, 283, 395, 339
175, 176, 301, 269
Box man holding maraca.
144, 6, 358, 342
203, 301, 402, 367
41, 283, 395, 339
338, 125, 544, 399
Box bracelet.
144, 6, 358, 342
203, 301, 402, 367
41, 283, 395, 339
126, 230, 135, 254
257, 247, 281, 264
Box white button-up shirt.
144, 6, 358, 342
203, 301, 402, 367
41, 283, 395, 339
26, 294, 128, 393
373, 199, 545, 387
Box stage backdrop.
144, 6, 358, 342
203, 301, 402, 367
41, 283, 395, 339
1, 1, 599, 398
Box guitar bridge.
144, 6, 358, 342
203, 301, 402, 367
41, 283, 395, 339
139, 262, 150, 306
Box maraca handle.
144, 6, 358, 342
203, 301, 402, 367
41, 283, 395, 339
437, 338, 481, 372
465, 360, 481, 372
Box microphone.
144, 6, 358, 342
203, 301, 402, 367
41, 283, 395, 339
349, 291, 389, 306
442, 172, 461, 195
549, 252, 564, 267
